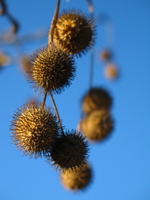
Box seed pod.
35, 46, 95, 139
10, 101, 59, 158
20, 56, 31, 75
49, 130, 89, 171
28, 46, 76, 93
99, 49, 112, 61
104, 62, 118, 80
80, 110, 113, 142
53, 10, 95, 57
0, 52, 11, 67
61, 163, 92, 191
82, 87, 112, 115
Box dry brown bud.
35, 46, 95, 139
80, 110, 113, 142
53, 10, 95, 57
82, 87, 112, 115
49, 130, 89, 171
61, 163, 92, 191
10, 101, 59, 158
28, 46, 76, 93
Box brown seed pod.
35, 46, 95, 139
28, 46, 76, 93
60, 163, 92, 191
53, 10, 95, 57
104, 62, 118, 80
99, 49, 112, 61
82, 87, 112, 116
10, 101, 59, 158
20, 56, 31, 75
49, 130, 89, 171
80, 110, 113, 142
0, 52, 11, 67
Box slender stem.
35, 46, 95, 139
49, 92, 64, 135
48, 0, 60, 45
40, 91, 47, 109
86, 0, 94, 89
89, 48, 94, 88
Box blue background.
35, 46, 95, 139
0, 0, 150, 199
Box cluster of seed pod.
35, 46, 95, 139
79, 87, 114, 142
10, 4, 95, 192
99, 49, 118, 80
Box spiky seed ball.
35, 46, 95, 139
10, 101, 59, 158
104, 62, 118, 80
28, 47, 76, 93
49, 131, 89, 171
80, 110, 113, 142
60, 163, 92, 191
82, 87, 112, 115
53, 10, 95, 57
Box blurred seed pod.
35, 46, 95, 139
10, 101, 59, 158
28, 46, 76, 93
80, 110, 113, 142
60, 163, 92, 191
99, 49, 112, 61
0, 52, 11, 67
20, 56, 31, 74
49, 130, 89, 171
82, 87, 112, 116
104, 62, 118, 80
53, 10, 95, 57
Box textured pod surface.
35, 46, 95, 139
61, 163, 92, 191
28, 47, 76, 93
49, 131, 89, 171
10, 102, 59, 158
82, 87, 112, 115
81, 110, 113, 142
53, 10, 95, 56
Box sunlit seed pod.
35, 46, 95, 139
60, 163, 92, 191
82, 87, 112, 116
20, 56, 31, 74
104, 62, 118, 80
53, 10, 95, 57
99, 49, 112, 61
49, 130, 89, 171
80, 110, 113, 142
10, 101, 59, 158
0, 52, 11, 67
28, 46, 76, 93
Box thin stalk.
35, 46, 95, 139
48, 0, 60, 45
40, 90, 47, 109
49, 92, 64, 135
89, 47, 94, 88
86, 0, 94, 89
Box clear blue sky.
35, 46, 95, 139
0, 0, 150, 200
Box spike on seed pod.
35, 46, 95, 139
49, 130, 89, 171
60, 163, 92, 191
80, 110, 113, 142
82, 87, 112, 115
53, 10, 95, 57
28, 46, 76, 94
10, 101, 59, 158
